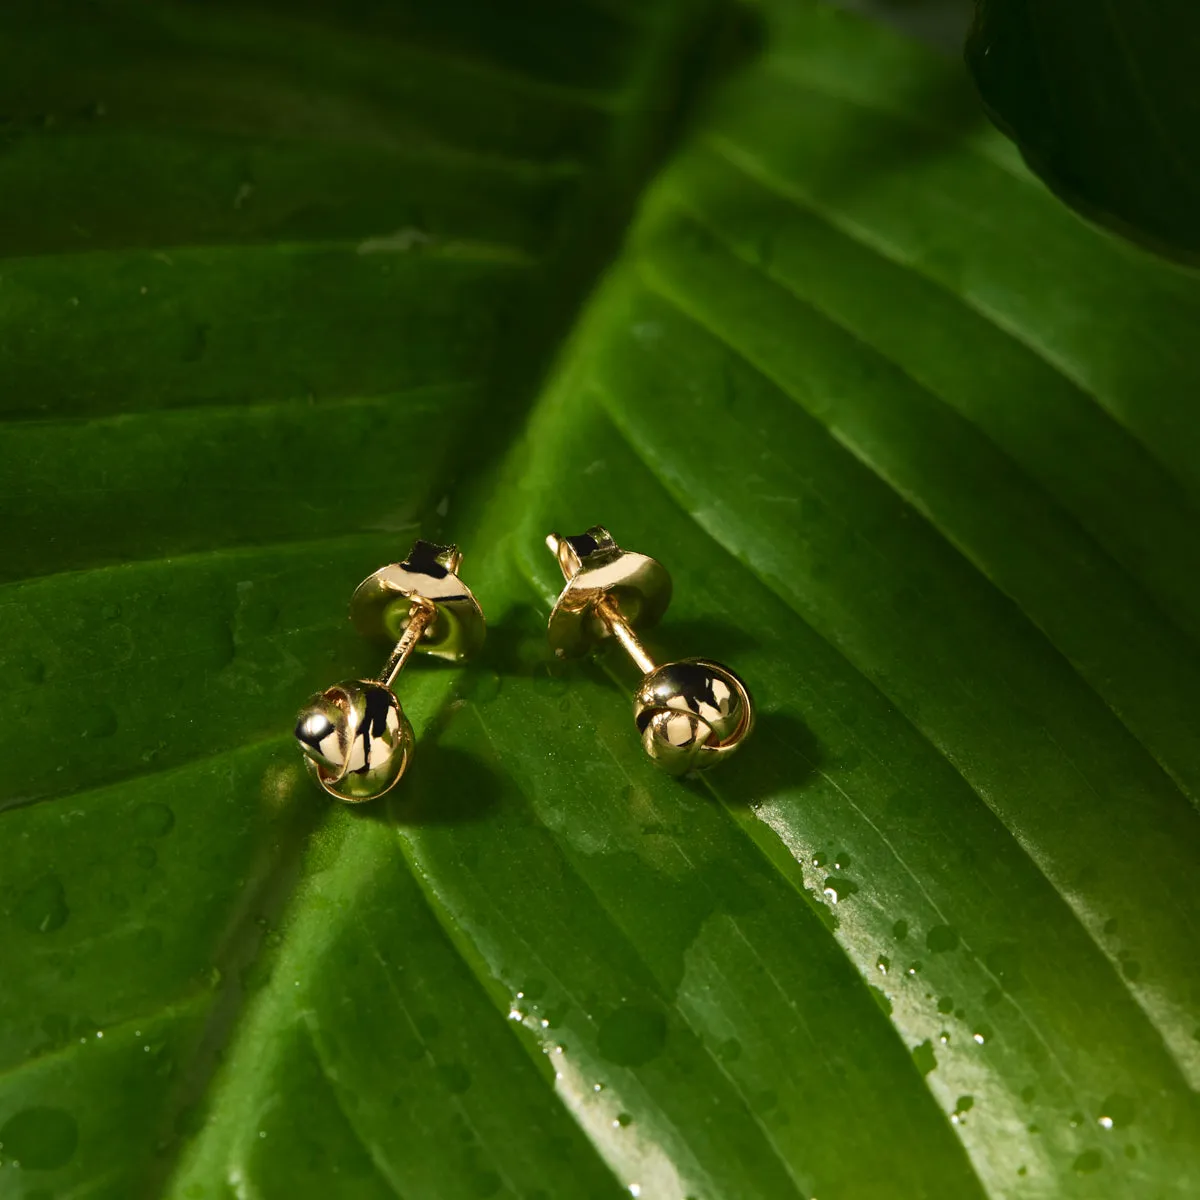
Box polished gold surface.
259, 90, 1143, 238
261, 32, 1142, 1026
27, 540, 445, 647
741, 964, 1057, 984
545, 527, 671, 659
597, 595, 657, 676
545, 527, 754, 774
633, 658, 754, 776
295, 540, 484, 802
378, 598, 437, 688
295, 680, 414, 802
351, 540, 486, 663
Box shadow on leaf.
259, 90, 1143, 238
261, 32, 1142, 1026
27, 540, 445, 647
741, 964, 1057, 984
366, 741, 502, 828
704, 708, 825, 809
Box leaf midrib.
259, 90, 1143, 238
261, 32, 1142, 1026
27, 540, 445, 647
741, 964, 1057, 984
126, 7, 742, 1193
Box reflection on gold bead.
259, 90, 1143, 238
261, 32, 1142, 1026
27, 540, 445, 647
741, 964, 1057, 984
633, 659, 753, 775
295, 680, 413, 802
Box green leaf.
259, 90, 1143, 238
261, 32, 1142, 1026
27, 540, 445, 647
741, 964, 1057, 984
967, 0, 1200, 261
2, 2, 1198, 1199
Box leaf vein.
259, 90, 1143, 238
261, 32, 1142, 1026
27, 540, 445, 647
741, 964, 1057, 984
591, 376, 1200, 1094
705, 133, 1193, 499
640, 206, 1200, 814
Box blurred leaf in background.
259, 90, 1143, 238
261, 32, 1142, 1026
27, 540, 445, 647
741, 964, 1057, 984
1, 1, 1198, 1198
967, 0, 1200, 261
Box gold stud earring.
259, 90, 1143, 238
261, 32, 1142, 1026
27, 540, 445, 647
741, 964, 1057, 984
295, 540, 485, 801
545, 526, 753, 775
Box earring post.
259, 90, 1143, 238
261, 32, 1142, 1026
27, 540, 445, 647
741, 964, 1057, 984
597, 595, 657, 675
378, 599, 437, 687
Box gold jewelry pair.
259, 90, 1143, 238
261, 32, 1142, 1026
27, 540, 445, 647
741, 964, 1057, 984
294, 526, 755, 802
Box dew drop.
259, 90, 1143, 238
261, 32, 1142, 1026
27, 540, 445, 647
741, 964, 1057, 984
1099, 1094, 1136, 1129
1073, 1150, 1102, 1174
133, 802, 175, 838
925, 924, 959, 953
14, 655, 45, 684
41, 1013, 69, 1046
876, 955, 890, 975
14, 876, 69, 934
436, 1063, 471, 1094
937, 995, 954, 1014
79, 703, 118, 739
597, 1005, 667, 1068
0, 1107, 78, 1169
822, 877, 858, 904
911, 1040, 937, 1076
892, 919, 909, 941
471, 671, 502, 705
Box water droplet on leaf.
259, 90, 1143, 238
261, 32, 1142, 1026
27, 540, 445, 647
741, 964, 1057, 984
597, 1005, 667, 1067
133, 802, 174, 837
926, 925, 959, 953
1099, 1094, 1136, 1129
15, 876, 69, 933
0, 1107, 78, 1169
912, 1040, 937, 1075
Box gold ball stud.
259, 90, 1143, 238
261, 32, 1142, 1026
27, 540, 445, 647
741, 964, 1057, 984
546, 527, 754, 774
295, 541, 485, 802
633, 658, 753, 775
295, 681, 414, 801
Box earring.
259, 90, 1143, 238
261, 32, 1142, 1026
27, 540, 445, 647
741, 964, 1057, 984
295, 540, 485, 801
545, 526, 753, 775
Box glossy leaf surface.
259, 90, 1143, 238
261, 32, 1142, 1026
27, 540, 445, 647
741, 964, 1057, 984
2, 2, 1199, 1199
